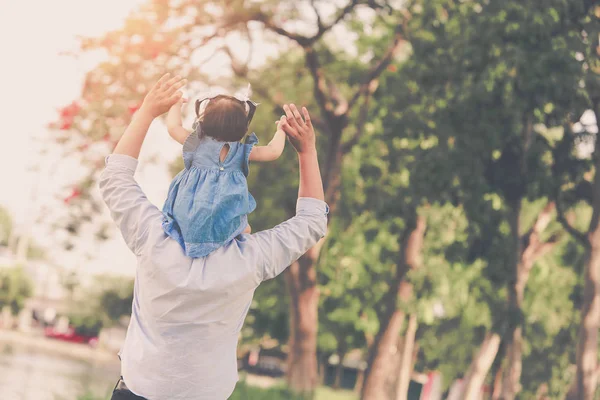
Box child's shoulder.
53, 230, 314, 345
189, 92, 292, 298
243, 132, 259, 146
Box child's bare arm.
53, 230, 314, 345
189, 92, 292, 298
249, 128, 286, 162
166, 99, 190, 145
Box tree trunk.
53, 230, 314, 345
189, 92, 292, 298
461, 198, 555, 400
500, 201, 557, 400
318, 355, 326, 385
361, 216, 427, 400
500, 235, 525, 400
324, 146, 344, 215
492, 366, 504, 400
572, 243, 600, 400
563, 103, 600, 400
285, 245, 322, 393
285, 118, 345, 393
571, 130, 600, 399
395, 314, 418, 400
333, 349, 346, 389
362, 306, 407, 400
355, 369, 365, 394
461, 333, 501, 400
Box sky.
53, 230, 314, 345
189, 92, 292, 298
0, 0, 169, 276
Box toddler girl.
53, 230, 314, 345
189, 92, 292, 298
162, 87, 286, 258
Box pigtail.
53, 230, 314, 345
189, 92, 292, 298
193, 98, 209, 137
195, 99, 202, 119
246, 100, 258, 127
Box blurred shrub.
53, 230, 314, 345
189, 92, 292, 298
68, 313, 104, 337
0, 266, 34, 315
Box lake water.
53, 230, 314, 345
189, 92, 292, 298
0, 343, 120, 400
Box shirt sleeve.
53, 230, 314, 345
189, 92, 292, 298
98, 154, 164, 256
247, 198, 329, 283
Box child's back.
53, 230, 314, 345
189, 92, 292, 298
162, 92, 285, 258
162, 129, 258, 257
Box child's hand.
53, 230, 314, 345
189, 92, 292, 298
171, 98, 188, 108
280, 104, 315, 154
140, 73, 187, 119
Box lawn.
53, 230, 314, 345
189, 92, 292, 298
316, 386, 358, 400
228, 381, 358, 400
77, 379, 358, 400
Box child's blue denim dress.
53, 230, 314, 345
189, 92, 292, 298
162, 126, 258, 258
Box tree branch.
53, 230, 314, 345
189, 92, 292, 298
531, 202, 555, 235
253, 12, 309, 45
310, 0, 324, 33
555, 191, 588, 245
309, 0, 361, 44
347, 20, 406, 112
341, 93, 372, 154
221, 44, 288, 117
257, 0, 367, 46
304, 47, 338, 128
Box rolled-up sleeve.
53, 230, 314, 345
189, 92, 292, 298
99, 154, 163, 256
248, 198, 329, 283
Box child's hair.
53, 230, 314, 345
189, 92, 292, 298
195, 95, 256, 142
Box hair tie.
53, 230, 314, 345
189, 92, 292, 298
194, 84, 260, 125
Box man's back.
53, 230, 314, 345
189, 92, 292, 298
124, 234, 256, 399
100, 154, 328, 399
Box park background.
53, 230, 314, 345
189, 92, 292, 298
0, 0, 599, 399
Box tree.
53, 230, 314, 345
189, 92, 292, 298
549, 4, 600, 396
66, 275, 134, 337
99, 279, 134, 326
0, 267, 34, 315
389, 1, 588, 397
0, 206, 12, 247
52, 0, 407, 393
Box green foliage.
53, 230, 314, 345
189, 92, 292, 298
96, 277, 134, 325
0, 266, 34, 315
65, 275, 134, 337
68, 313, 104, 337
0, 207, 12, 247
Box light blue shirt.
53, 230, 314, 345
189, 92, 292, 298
99, 154, 328, 400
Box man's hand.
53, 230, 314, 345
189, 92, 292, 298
280, 104, 316, 154
140, 73, 187, 119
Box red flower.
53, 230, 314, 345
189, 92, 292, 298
60, 118, 73, 130
64, 188, 82, 204
60, 102, 81, 118
387, 65, 398, 73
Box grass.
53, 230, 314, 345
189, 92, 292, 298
76, 380, 358, 400
315, 386, 357, 400
229, 380, 357, 400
